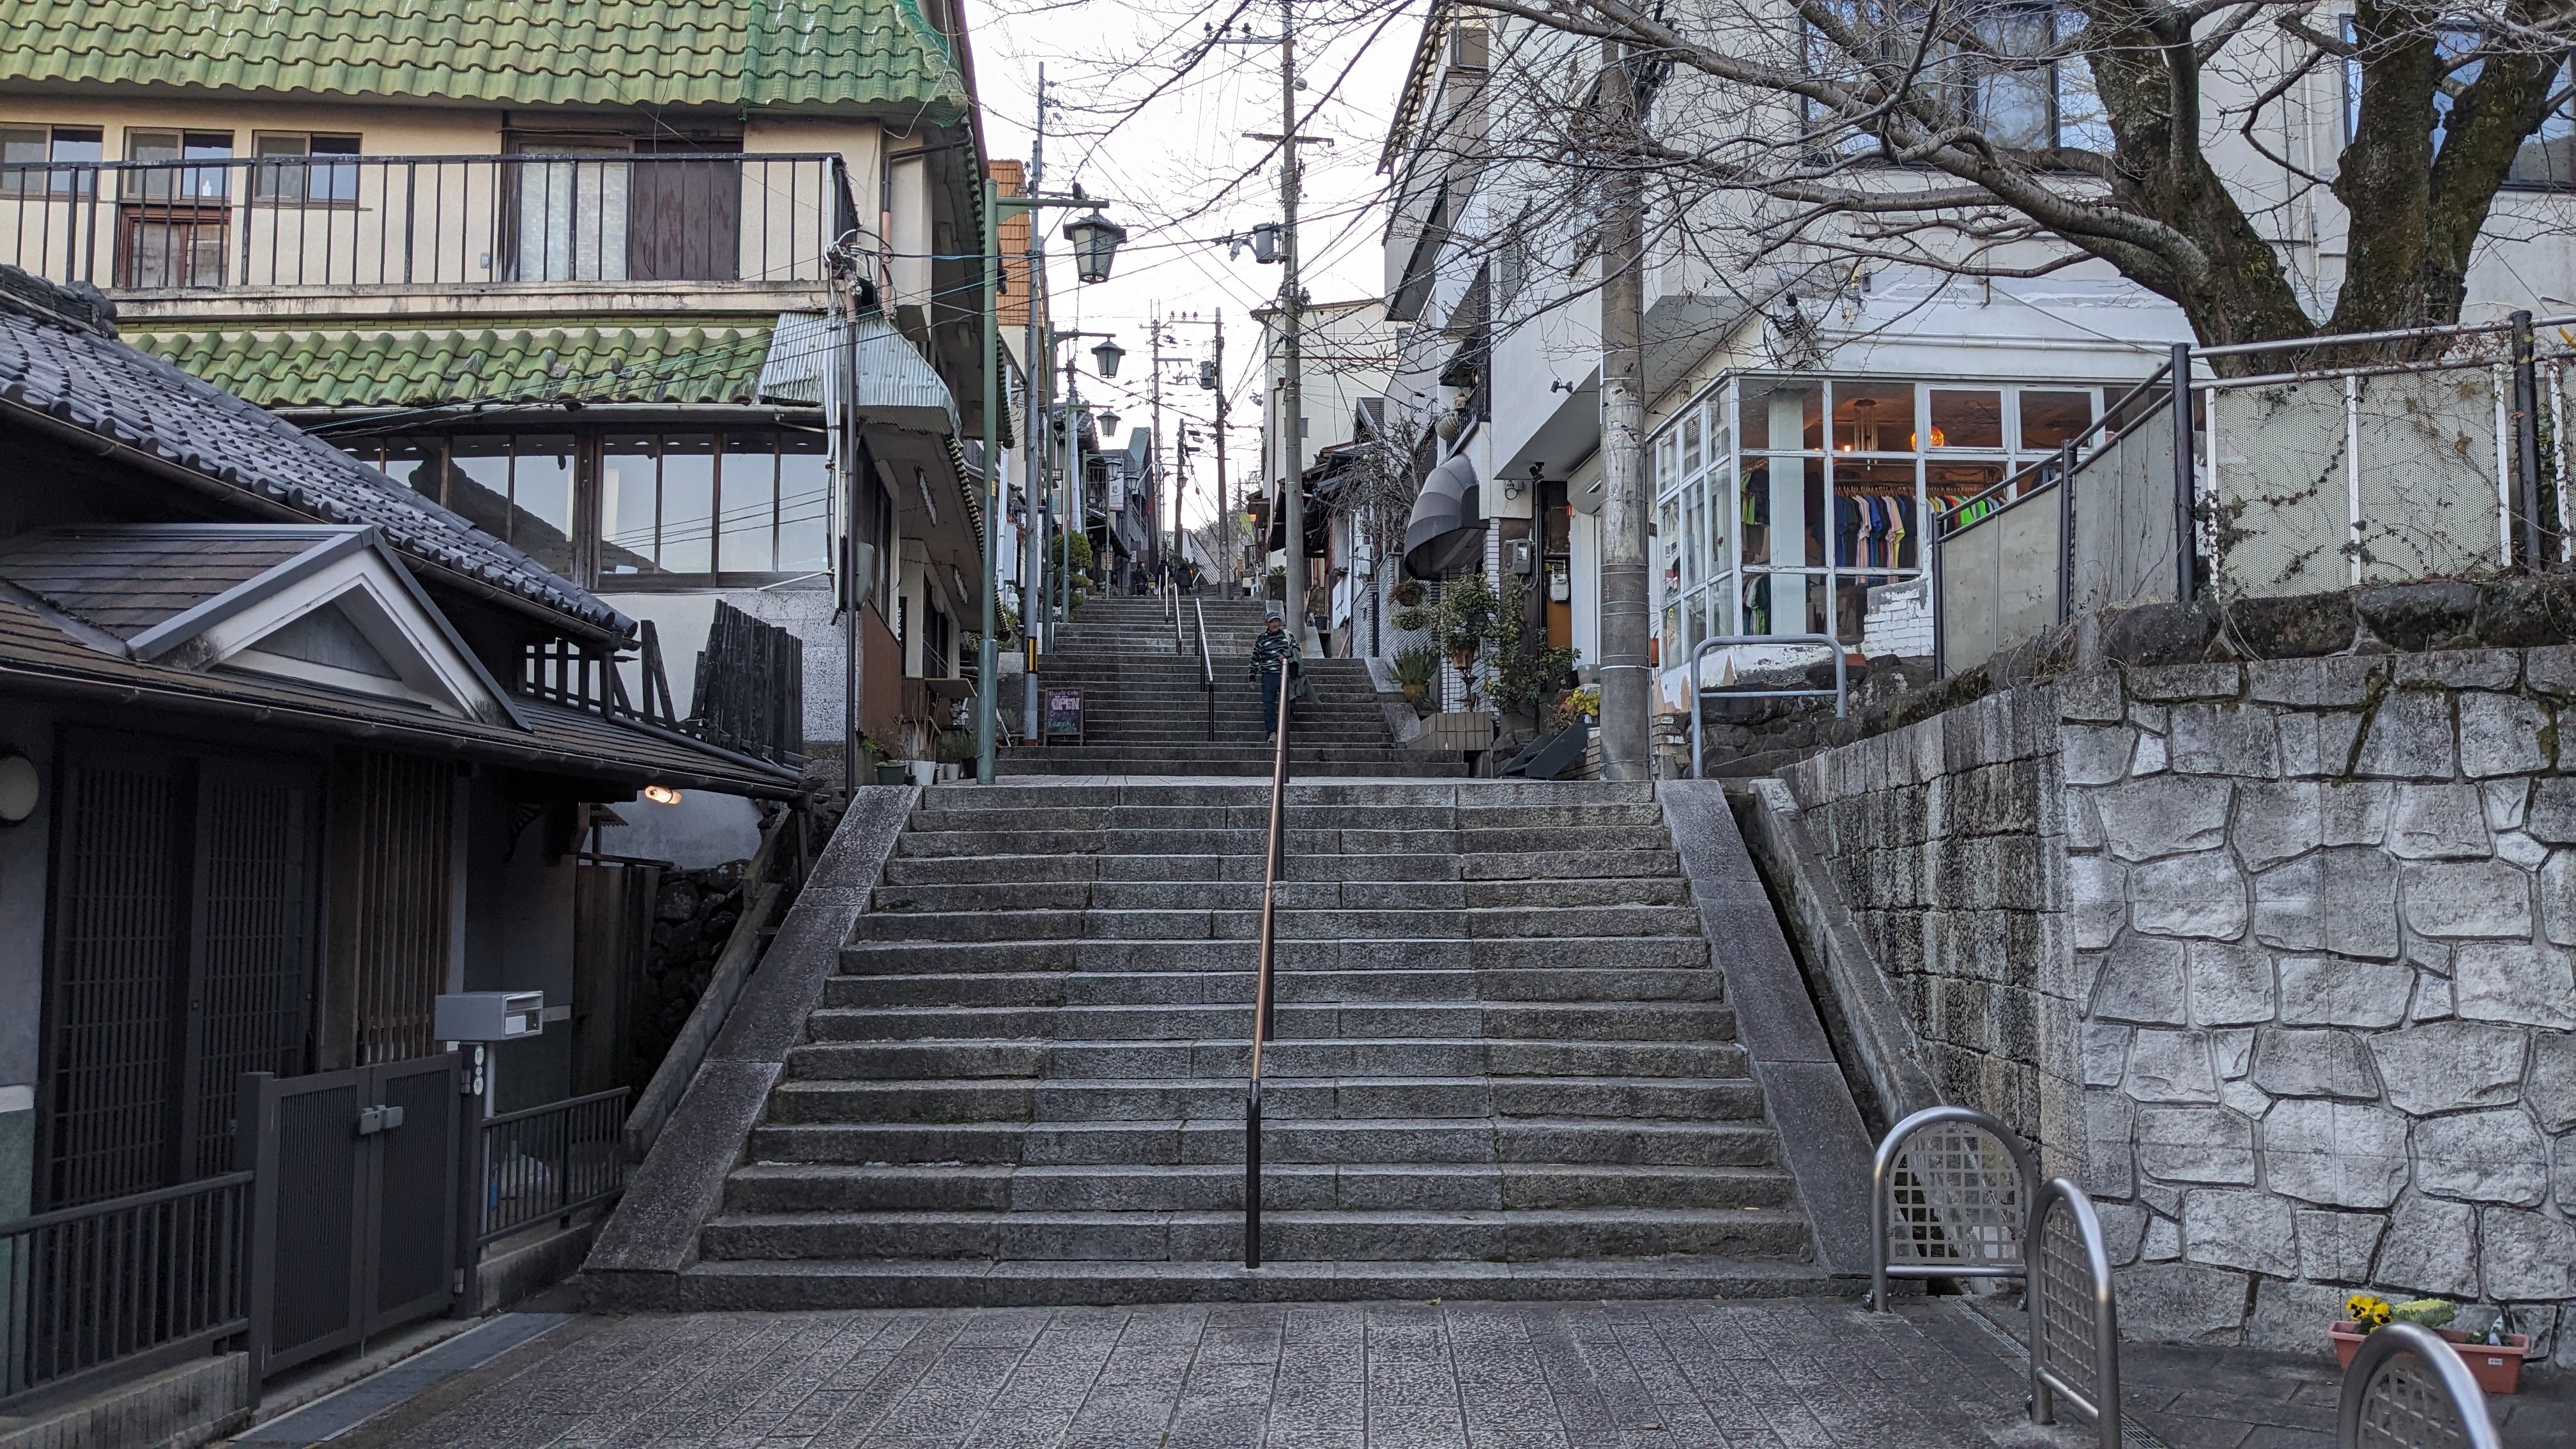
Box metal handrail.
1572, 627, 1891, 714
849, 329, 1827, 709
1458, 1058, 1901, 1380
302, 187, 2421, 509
1932, 358, 2177, 543
1688, 632, 1847, 779
1194, 597, 1216, 742
1869, 1104, 2037, 1312
1243, 651, 1294, 1268
2028, 1176, 2123, 1448
2338, 1322, 2501, 1449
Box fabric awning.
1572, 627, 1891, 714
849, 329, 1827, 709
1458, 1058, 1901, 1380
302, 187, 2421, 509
1403, 456, 1485, 579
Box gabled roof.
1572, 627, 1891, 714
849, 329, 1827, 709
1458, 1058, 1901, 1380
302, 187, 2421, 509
0, 266, 630, 639
131, 323, 776, 411
0, 586, 802, 797
1, 0, 970, 120
0, 523, 524, 728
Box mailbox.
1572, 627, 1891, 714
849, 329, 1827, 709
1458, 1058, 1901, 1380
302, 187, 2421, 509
434, 990, 544, 1043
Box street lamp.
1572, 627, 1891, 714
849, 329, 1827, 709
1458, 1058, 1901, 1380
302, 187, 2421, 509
1091, 337, 1126, 378
978, 180, 1126, 787
1098, 410, 1123, 436
1062, 212, 1128, 284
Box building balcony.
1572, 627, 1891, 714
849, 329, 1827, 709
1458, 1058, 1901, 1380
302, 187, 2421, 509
0, 153, 861, 318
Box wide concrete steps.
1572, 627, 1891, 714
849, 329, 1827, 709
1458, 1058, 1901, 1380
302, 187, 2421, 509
677, 779, 1827, 1307
666, 1255, 1837, 1309
1007, 604, 1464, 776
698, 1206, 1811, 1264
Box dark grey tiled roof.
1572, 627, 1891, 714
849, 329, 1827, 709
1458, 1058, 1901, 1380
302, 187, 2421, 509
0, 588, 797, 796
0, 266, 630, 637
0, 526, 318, 638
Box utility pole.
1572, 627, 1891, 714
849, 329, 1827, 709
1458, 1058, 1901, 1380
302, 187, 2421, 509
977, 179, 1004, 783
1020, 66, 1050, 742
1595, 40, 1650, 781
1277, 0, 1305, 636
1213, 310, 1230, 594
1060, 351, 1078, 629
1149, 305, 1166, 581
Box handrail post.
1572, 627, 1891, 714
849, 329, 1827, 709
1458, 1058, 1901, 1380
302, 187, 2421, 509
1689, 632, 1848, 780
2171, 341, 2196, 604
2055, 440, 2076, 625
1244, 648, 1293, 1269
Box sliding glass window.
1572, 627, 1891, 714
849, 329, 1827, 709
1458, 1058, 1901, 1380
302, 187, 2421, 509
1648, 374, 2102, 663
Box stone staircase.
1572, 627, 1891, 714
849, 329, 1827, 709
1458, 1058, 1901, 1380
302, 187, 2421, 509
673, 778, 1830, 1307
1000, 594, 1467, 777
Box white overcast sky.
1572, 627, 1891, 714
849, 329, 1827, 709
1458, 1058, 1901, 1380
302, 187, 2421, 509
963, 0, 1423, 527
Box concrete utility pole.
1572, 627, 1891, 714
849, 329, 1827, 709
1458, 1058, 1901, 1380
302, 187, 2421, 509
1213, 310, 1231, 593
1060, 349, 1079, 629
1595, 40, 1651, 782
1149, 306, 1166, 581
977, 184, 1004, 783
1021, 66, 1050, 742
1277, 0, 1306, 629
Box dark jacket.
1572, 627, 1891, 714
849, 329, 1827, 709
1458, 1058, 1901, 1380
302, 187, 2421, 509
1252, 626, 1298, 677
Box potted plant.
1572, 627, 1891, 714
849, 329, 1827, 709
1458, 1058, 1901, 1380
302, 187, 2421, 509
1391, 579, 1425, 608
1391, 645, 1439, 715
1433, 571, 1496, 702
2331, 1296, 2532, 1395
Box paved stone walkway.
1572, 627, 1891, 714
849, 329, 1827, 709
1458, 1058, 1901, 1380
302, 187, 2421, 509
319, 1298, 2087, 1448
290, 1297, 2576, 1448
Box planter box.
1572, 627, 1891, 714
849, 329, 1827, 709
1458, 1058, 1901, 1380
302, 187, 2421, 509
1416, 711, 1494, 754
2331, 1321, 2530, 1395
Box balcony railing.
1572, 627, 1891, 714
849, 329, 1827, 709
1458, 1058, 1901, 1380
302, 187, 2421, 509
0, 153, 857, 293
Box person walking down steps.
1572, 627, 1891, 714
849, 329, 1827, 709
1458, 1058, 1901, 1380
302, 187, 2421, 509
1252, 611, 1301, 742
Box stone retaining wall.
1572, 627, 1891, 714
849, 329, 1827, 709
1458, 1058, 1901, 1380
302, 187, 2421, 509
1781, 645, 2576, 1355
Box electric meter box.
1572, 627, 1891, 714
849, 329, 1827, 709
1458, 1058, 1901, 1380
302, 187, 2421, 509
434, 990, 544, 1042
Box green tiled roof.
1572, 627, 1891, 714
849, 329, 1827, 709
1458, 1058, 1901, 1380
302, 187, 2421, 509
3, 1, 968, 118
128, 323, 778, 409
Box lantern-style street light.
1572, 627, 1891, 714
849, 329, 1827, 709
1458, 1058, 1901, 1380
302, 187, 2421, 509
1098, 410, 1123, 437
977, 180, 1126, 785
1091, 337, 1126, 378
1062, 211, 1128, 284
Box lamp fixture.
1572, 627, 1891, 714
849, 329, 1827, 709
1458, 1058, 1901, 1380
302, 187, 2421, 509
0, 750, 35, 825
1091, 337, 1126, 378
641, 783, 684, 806
1061, 211, 1128, 284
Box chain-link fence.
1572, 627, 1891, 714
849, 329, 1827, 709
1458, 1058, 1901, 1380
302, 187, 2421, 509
1937, 316, 2574, 676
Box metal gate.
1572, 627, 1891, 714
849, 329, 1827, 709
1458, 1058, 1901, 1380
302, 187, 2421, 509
235, 1054, 457, 1377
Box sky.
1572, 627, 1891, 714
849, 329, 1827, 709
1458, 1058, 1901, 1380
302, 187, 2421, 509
962, 0, 1425, 529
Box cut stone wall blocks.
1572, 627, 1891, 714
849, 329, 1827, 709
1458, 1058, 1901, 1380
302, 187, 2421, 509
1775, 645, 2575, 1347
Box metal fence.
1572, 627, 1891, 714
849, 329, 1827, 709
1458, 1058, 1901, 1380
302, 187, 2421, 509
475, 1087, 630, 1246
0, 1075, 625, 1410
0, 153, 856, 292
1936, 316, 2576, 675
0, 1172, 251, 1410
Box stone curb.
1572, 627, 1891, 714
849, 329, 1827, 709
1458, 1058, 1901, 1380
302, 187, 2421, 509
579, 785, 918, 1307
1659, 779, 1878, 1276
1728, 774, 1945, 1130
